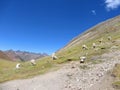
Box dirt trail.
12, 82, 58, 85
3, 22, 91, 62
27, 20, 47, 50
0, 50, 120, 90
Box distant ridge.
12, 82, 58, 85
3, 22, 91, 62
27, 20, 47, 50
0, 50, 12, 61
0, 49, 48, 61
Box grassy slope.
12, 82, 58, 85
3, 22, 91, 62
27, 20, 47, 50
0, 16, 120, 83
0, 57, 55, 83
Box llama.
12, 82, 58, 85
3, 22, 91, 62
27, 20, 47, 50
51, 53, 58, 60
92, 43, 96, 48
98, 38, 103, 43
16, 63, 21, 69
80, 56, 86, 63
108, 36, 111, 41
30, 59, 36, 66
82, 44, 88, 50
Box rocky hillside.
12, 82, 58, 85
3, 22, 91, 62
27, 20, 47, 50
53, 15, 120, 90
1, 50, 48, 61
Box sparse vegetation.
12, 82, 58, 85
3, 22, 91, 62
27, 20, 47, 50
91, 59, 103, 64
112, 64, 120, 89
112, 81, 120, 89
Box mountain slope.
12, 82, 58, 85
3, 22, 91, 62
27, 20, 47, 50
57, 15, 120, 61
58, 15, 120, 51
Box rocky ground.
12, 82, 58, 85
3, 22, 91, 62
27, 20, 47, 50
0, 50, 120, 90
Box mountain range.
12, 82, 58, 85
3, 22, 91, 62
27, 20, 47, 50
0, 50, 48, 61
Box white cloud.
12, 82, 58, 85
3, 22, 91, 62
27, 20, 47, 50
91, 10, 96, 15
105, 0, 120, 11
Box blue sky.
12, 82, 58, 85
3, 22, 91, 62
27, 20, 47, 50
0, 0, 120, 54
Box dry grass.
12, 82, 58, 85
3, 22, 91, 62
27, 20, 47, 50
112, 64, 120, 89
